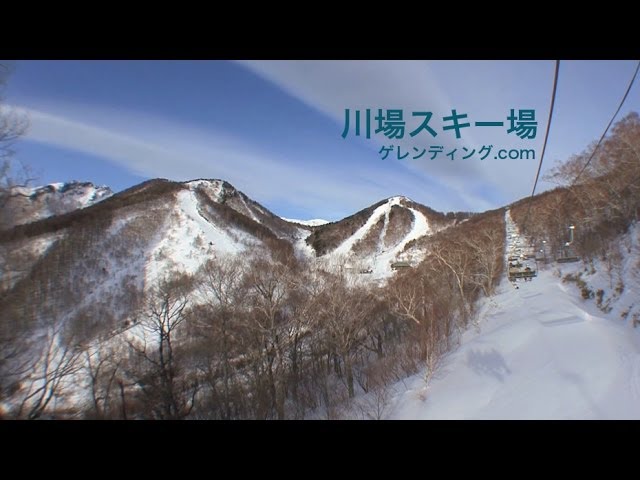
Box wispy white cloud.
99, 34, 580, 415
238, 60, 555, 206
7, 102, 452, 219
9, 60, 637, 220
7, 60, 567, 218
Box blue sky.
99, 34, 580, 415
3, 60, 639, 221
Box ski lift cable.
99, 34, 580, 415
521, 60, 561, 234
571, 60, 640, 187
550, 60, 638, 254
523, 60, 638, 262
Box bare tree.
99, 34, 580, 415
317, 275, 375, 399
192, 256, 247, 419
464, 228, 504, 297
127, 274, 199, 419
0, 62, 32, 291
14, 320, 84, 419
536, 112, 640, 261
242, 254, 298, 419
0, 323, 37, 408
0, 64, 27, 156
84, 343, 122, 419
356, 383, 395, 420
386, 270, 445, 385
0, 63, 31, 218
429, 241, 472, 323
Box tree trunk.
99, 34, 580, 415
344, 354, 355, 398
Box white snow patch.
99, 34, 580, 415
7, 182, 113, 226
185, 179, 225, 202
386, 218, 640, 419
145, 189, 246, 286
327, 197, 431, 281
282, 218, 330, 227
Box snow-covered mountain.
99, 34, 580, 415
3, 174, 640, 420
386, 219, 640, 419
387, 265, 640, 419
281, 218, 329, 227
5, 112, 640, 420
2, 181, 113, 229
306, 195, 453, 279
1, 178, 455, 338
0, 178, 312, 336
186, 178, 307, 240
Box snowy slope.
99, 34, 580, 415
559, 223, 640, 328
281, 218, 329, 227
184, 179, 306, 242
4, 181, 113, 227
3, 180, 449, 338
327, 196, 432, 280
1, 179, 297, 341
505, 208, 536, 260
386, 217, 640, 419
0, 179, 300, 416
387, 269, 640, 419
144, 188, 249, 285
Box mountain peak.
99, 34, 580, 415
281, 217, 330, 227
386, 195, 412, 205
10, 180, 112, 198
3, 181, 113, 229
183, 178, 226, 202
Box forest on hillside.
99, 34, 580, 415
2, 57, 640, 418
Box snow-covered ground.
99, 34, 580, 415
387, 268, 640, 419
144, 189, 248, 285
564, 223, 640, 328
281, 217, 330, 227
385, 219, 640, 419
6, 182, 113, 226
328, 196, 431, 281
